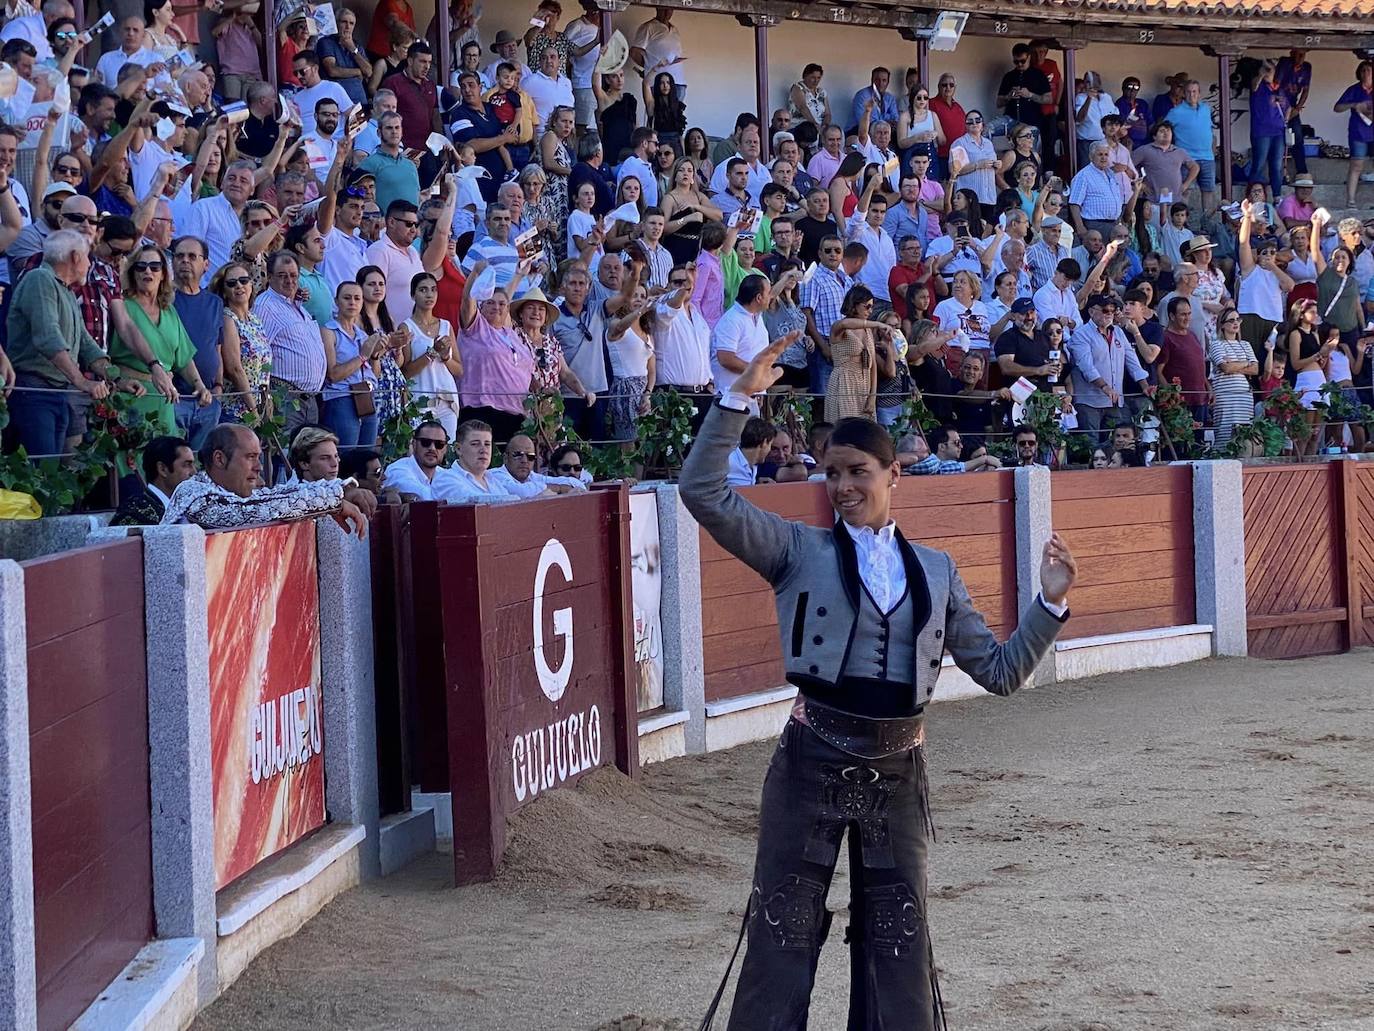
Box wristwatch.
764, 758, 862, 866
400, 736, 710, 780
149, 359, 165, 369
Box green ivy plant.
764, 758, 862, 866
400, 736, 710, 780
635, 388, 697, 477
889, 394, 940, 443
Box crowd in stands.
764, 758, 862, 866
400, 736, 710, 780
0, 0, 1372, 526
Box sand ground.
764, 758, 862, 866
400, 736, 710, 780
195, 652, 1374, 1031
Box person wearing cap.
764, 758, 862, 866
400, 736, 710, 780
481, 29, 531, 87
1164, 81, 1216, 215
1069, 292, 1149, 441
1032, 257, 1082, 332
1276, 49, 1312, 178
1152, 72, 1187, 123
1026, 214, 1069, 292
7, 179, 74, 280
1116, 76, 1152, 148
995, 296, 1060, 391
1278, 177, 1317, 230
276, 9, 313, 88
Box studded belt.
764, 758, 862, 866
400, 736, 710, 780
802, 698, 925, 760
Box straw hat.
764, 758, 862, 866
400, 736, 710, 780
1184, 235, 1214, 256
510, 287, 560, 326
596, 30, 629, 74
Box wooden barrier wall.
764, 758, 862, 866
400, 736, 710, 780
1049, 467, 1197, 640
1243, 461, 1374, 658
23, 539, 154, 1031
700, 476, 1019, 704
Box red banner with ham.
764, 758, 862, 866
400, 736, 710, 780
206, 521, 326, 890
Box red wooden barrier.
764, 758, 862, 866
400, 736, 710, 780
1050, 467, 1196, 639
699, 475, 1019, 704
23, 539, 153, 1031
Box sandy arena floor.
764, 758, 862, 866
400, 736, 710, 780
195, 652, 1374, 1031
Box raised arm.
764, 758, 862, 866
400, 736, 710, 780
678, 336, 803, 584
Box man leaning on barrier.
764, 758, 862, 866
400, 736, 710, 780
160, 424, 371, 537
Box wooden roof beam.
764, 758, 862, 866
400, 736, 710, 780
959, 11, 1374, 50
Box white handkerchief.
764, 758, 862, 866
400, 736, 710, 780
607, 201, 640, 225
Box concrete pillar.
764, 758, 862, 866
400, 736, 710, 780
652, 483, 706, 753
1014, 464, 1055, 686
140, 526, 219, 1006
0, 561, 36, 1031
315, 520, 381, 880
1192, 460, 1247, 656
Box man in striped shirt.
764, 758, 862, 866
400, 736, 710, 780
1026, 216, 1070, 291
461, 203, 538, 295
252, 251, 328, 438
799, 234, 854, 396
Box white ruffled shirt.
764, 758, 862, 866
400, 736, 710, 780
842, 520, 904, 614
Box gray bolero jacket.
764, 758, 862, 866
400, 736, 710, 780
680, 404, 1067, 711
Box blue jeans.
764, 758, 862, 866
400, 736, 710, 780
321, 395, 379, 448
1248, 134, 1284, 196
8, 373, 71, 457
174, 397, 221, 451
1192, 157, 1217, 193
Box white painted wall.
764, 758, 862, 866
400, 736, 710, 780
338, 2, 1364, 156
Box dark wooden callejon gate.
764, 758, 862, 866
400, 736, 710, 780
389, 489, 640, 883
1243, 462, 1374, 659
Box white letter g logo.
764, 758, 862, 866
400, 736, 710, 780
533, 538, 574, 702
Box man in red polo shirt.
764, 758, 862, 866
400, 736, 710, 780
382, 40, 441, 153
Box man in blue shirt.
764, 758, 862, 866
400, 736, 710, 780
449, 71, 516, 202
849, 67, 898, 134
1165, 80, 1217, 214
1275, 48, 1312, 177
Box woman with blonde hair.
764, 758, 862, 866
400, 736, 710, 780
660, 156, 721, 264
932, 268, 993, 377
111, 245, 213, 434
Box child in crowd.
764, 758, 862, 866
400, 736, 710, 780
1161, 202, 1193, 265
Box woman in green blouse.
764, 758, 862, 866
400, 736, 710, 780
111, 245, 214, 434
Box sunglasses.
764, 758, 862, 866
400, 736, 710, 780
108, 246, 134, 258
55, 30, 77, 39
509, 451, 537, 461
224, 275, 251, 287
54, 164, 81, 175
914, 94, 929, 101
416, 437, 447, 449
966, 117, 983, 124
132, 260, 162, 272
61, 212, 95, 224
394, 218, 419, 228
344, 184, 368, 197
1124, 84, 1141, 90
556, 463, 583, 473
